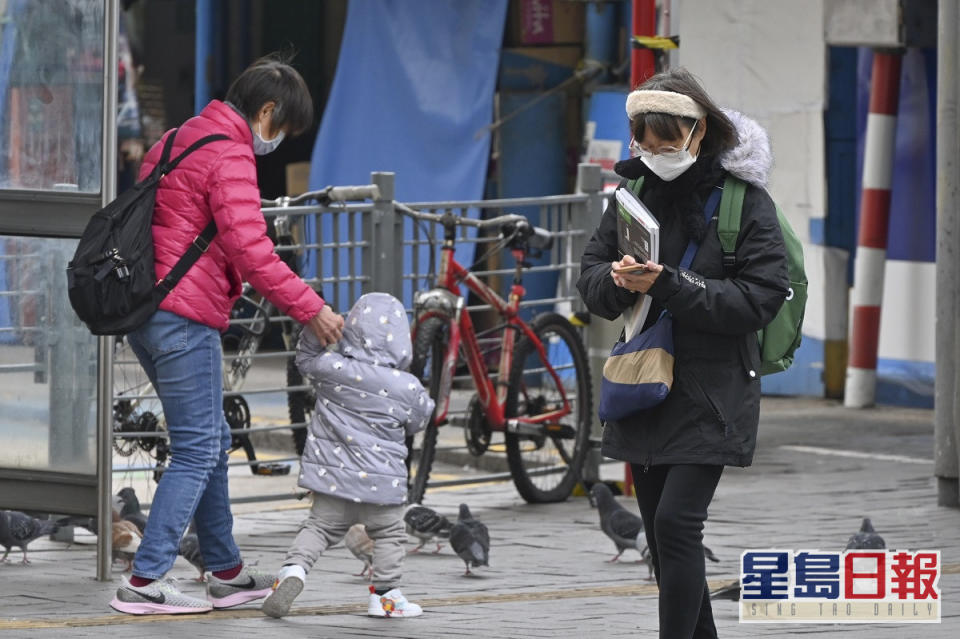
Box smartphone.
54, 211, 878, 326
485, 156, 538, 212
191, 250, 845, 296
612, 263, 648, 274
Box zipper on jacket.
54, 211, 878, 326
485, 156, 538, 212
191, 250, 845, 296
687, 370, 729, 436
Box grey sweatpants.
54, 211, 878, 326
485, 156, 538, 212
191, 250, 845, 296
284, 492, 406, 590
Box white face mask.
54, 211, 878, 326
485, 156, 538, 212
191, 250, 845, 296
253, 120, 285, 155
637, 121, 698, 181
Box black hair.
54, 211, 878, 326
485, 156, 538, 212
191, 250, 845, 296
225, 53, 313, 136
629, 67, 738, 157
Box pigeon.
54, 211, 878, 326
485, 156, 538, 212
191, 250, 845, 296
637, 542, 655, 580
55, 515, 98, 536
178, 521, 205, 581
344, 523, 374, 580
590, 483, 644, 562
111, 511, 142, 572
0, 510, 59, 564
404, 504, 452, 553
845, 517, 885, 550
704, 545, 721, 563
633, 539, 713, 581
449, 503, 489, 576
115, 487, 148, 534
710, 579, 741, 601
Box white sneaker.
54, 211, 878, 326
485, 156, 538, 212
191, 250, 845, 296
206, 565, 276, 609
367, 585, 423, 618
110, 577, 213, 615
261, 564, 306, 618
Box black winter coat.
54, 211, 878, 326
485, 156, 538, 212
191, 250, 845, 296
577, 113, 789, 468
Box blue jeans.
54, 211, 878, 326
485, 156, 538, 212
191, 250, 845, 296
126, 310, 241, 579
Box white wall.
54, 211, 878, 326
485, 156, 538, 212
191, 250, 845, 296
672, 0, 935, 382
675, 0, 826, 242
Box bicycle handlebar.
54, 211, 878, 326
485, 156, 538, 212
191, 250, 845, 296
261, 184, 381, 207
394, 202, 528, 230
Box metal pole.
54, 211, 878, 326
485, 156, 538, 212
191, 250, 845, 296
575, 163, 604, 483
370, 172, 399, 299
935, 0, 960, 508
195, 0, 213, 114
629, 0, 656, 89
97, 0, 120, 581
844, 50, 902, 408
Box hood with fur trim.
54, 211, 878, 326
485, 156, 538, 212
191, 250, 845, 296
719, 109, 773, 189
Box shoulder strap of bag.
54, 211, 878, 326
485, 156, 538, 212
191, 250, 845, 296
152, 133, 230, 298
147, 129, 180, 179
160, 133, 230, 176
677, 185, 723, 270
627, 176, 644, 195
717, 175, 747, 270
155, 220, 217, 296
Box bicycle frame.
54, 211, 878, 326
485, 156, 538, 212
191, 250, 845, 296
414, 242, 573, 435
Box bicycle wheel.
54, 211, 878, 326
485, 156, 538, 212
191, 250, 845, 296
112, 336, 169, 493
505, 313, 592, 503
286, 355, 312, 456
406, 316, 448, 504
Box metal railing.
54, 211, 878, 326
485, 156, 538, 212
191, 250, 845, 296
102, 164, 608, 499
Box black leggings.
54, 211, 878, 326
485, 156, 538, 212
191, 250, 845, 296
631, 464, 724, 639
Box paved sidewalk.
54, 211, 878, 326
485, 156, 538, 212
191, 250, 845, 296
1, 397, 958, 638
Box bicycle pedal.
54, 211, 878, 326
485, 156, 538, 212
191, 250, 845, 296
253, 462, 292, 476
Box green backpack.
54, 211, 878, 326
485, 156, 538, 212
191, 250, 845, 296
627, 175, 807, 375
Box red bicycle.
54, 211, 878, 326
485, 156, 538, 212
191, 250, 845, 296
397, 204, 592, 504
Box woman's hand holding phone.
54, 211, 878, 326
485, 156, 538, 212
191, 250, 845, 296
611, 255, 663, 293
612, 263, 648, 274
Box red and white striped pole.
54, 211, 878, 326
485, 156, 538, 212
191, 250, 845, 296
845, 51, 902, 408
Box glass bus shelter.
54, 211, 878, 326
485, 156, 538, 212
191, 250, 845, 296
0, 0, 119, 580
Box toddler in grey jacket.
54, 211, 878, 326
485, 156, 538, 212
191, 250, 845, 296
262, 293, 434, 619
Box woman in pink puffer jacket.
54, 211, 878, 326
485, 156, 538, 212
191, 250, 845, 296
109, 56, 343, 617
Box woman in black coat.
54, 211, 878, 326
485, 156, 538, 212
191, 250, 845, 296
577, 68, 789, 639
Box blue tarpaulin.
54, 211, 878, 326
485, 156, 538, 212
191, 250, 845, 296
306, 0, 508, 305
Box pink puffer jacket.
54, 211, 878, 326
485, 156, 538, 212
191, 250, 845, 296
139, 100, 323, 331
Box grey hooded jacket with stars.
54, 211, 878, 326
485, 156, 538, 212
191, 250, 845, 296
295, 293, 435, 506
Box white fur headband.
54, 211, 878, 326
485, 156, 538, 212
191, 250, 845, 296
625, 90, 706, 120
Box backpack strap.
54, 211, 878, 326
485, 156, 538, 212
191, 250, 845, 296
147, 129, 180, 179
678, 185, 723, 270
160, 133, 230, 176
152, 133, 229, 297
717, 175, 746, 271
155, 220, 218, 296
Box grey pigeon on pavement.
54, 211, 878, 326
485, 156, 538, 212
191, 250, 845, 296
704, 545, 720, 563
710, 579, 741, 601
0, 510, 59, 564
845, 517, 885, 549
178, 520, 205, 581
404, 504, 452, 553
590, 483, 644, 562
636, 542, 655, 580
345, 523, 374, 580
449, 503, 489, 576
115, 487, 148, 534
633, 537, 715, 580
55, 515, 98, 536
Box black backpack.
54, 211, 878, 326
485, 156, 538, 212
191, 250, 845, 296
67, 129, 228, 335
